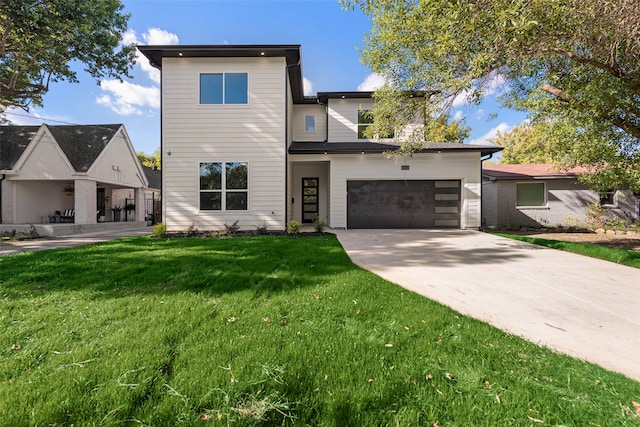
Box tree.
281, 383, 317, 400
0, 0, 135, 112
491, 122, 556, 164
343, 0, 640, 188
136, 148, 161, 170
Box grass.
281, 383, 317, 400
1, 235, 639, 426
494, 233, 640, 269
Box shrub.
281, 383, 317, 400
186, 222, 199, 237
585, 202, 607, 229
152, 222, 166, 237
255, 221, 268, 235
312, 216, 326, 233
286, 220, 301, 234
224, 220, 240, 235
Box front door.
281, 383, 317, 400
302, 177, 319, 223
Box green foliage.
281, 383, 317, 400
491, 121, 556, 164
136, 148, 161, 170
495, 233, 640, 269
344, 0, 640, 188
312, 216, 326, 233
152, 222, 166, 237
0, 236, 639, 425
286, 220, 301, 234
223, 220, 240, 235
585, 202, 607, 229
0, 0, 135, 112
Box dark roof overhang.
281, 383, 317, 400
289, 142, 503, 157
137, 44, 305, 101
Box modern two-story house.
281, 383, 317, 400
138, 44, 501, 231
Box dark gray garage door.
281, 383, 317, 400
347, 180, 460, 229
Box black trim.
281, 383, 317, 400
289, 142, 503, 157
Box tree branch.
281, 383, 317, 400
540, 84, 571, 102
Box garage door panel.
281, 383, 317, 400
347, 180, 460, 229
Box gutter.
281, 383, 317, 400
284, 59, 301, 229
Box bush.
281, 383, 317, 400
312, 216, 326, 233
585, 202, 607, 229
224, 220, 240, 235
287, 220, 301, 234
255, 222, 268, 235
152, 222, 166, 237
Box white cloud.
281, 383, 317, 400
450, 71, 508, 108
357, 73, 385, 91
99, 27, 178, 115
303, 77, 314, 96
475, 109, 485, 120
468, 122, 513, 145
452, 110, 464, 121
97, 80, 160, 116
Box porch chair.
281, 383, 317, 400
60, 209, 75, 223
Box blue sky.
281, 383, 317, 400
5, 0, 526, 155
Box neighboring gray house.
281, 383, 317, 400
482, 163, 640, 228
138, 44, 501, 231
0, 124, 148, 226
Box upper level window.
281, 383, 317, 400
200, 73, 248, 104
305, 115, 316, 132
358, 109, 394, 139
200, 161, 248, 211
357, 109, 373, 139
516, 182, 546, 207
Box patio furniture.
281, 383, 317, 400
59, 209, 75, 223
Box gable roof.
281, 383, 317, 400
0, 125, 40, 170
45, 124, 122, 172
482, 163, 591, 180
289, 141, 502, 157
143, 166, 161, 190
1, 124, 123, 173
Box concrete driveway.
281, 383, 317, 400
334, 229, 640, 382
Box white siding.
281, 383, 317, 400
328, 98, 373, 142
14, 132, 74, 179
90, 129, 146, 187
292, 104, 326, 141
162, 57, 287, 231
321, 151, 482, 229
326, 98, 422, 143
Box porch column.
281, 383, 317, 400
74, 179, 97, 224
134, 188, 145, 222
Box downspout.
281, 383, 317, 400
480, 153, 494, 229
284, 60, 301, 229
322, 99, 328, 143
0, 174, 4, 224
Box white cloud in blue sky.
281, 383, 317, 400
96, 28, 179, 115
357, 73, 385, 91
469, 122, 513, 145
303, 77, 314, 96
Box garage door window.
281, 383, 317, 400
517, 182, 546, 207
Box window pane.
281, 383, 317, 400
226, 192, 247, 210
200, 162, 222, 190
200, 192, 221, 210
517, 183, 545, 206
358, 109, 374, 124
200, 74, 223, 104
225, 73, 248, 104
305, 115, 315, 132
226, 162, 247, 189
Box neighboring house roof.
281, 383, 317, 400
143, 166, 161, 190
482, 163, 591, 180
46, 124, 121, 172
137, 44, 306, 102
289, 141, 502, 157
0, 125, 40, 170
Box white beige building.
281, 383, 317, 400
138, 44, 501, 231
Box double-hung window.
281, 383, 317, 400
304, 115, 316, 132
516, 182, 546, 207
200, 162, 248, 211
357, 109, 373, 139
200, 73, 248, 104
358, 109, 394, 139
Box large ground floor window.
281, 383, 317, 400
199, 161, 248, 211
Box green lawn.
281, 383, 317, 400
1, 235, 639, 426
494, 233, 640, 269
